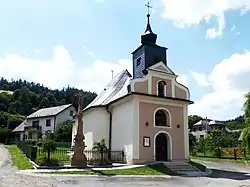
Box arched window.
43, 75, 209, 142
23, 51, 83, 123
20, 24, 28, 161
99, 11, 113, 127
155, 109, 170, 127
157, 81, 166, 97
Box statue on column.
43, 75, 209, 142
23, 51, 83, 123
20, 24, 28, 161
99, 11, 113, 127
70, 92, 87, 167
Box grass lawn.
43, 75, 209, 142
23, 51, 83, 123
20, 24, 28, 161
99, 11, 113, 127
191, 156, 250, 164
38, 163, 179, 176
4, 144, 34, 170
189, 160, 207, 172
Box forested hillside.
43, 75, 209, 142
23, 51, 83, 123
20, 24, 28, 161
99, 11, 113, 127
0, 77, 97, 130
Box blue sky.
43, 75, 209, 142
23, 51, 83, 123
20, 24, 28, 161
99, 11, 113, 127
0, 0, 250, 120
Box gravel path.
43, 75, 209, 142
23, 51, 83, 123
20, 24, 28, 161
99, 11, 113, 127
0, 144, 57, 187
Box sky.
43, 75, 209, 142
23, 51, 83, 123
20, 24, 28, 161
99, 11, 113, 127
0, 0, 250, 120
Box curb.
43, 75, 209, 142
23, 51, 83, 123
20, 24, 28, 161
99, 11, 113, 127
21, 172, 171, 178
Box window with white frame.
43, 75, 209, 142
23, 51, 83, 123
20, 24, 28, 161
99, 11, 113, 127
157, 80, 166, 97
155, 109, 170, 127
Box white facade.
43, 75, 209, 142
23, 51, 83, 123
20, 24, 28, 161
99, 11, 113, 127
72, 108, 110, 150
71, 98, 138, 164
111, 99, 137, 164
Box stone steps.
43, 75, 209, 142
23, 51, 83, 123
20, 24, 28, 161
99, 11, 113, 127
163, 161, 204, 177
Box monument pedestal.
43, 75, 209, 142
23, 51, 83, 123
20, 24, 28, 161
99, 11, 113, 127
70, 134, 87, 167
71, 154, 87, 167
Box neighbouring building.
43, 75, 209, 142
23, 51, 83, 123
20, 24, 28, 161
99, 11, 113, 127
72, 11, 194, 164
190, 119, 241, 141
13, 104, 76, 141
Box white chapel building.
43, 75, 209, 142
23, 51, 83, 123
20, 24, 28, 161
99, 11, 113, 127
72, 13, 193, 164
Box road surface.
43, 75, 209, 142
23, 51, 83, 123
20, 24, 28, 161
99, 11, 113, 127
1, 144, 250, 186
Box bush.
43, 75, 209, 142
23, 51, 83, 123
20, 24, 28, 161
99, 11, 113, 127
36, 156, 61, 166
36, 140, 42, 147
26, 139, 37, 146
0, 128, 12, 143
41, 140, 57, 160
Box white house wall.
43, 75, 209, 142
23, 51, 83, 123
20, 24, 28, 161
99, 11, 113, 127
26, 117, 55, 133
55, 106, 76, 128
111, 100, 136, 164
72, 108, 110, 150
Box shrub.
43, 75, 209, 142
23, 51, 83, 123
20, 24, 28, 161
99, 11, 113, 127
26, 139, 37, 146
36, 140, 42, 147
0, 128, 12, 143
41, 140, 57, 160
36, 156, 61, 166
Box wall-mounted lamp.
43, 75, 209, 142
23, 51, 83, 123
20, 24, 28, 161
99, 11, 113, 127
145, 122, 149, 126
177, 124, 180, 128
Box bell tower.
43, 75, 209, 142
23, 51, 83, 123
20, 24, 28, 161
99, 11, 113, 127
132, 1, 168, 78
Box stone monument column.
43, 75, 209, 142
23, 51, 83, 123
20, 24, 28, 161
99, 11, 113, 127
71, 92, 87, 167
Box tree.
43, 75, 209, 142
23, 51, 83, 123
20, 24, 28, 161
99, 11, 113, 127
189, 134, 196, 152
93, 139, 108, 153
226, 121, 244, 130
0, 92, 11, 112
41, 140, 57, 160
188, 115, 202, 129
93, 139, 109, 166
242, 92, 250, 151
38, 98, 50, 108
0, 77, 97, 122
54, 121, 73, 142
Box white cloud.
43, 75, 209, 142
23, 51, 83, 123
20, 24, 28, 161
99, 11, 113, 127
236, 31, 241, 36
87, 51, 96, 57
205, 14, 225, 39
190, 71, 210, 86
82, 45, 97, 58
177, 74, 188, 87
0, 45, 188, 97
160, 0, 250, 39
189, 51, 250, 120
0, 45, 132, 93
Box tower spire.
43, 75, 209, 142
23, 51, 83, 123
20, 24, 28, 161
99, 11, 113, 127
145, 1, 152, 15
145, 1, 153, 33
141, 1, 157, 45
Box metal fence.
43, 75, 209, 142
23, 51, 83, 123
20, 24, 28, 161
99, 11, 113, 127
16, 141, 125, 165
193, 147, 247, 160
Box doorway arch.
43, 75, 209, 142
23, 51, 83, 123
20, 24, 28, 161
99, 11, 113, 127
154, 132, 172, 161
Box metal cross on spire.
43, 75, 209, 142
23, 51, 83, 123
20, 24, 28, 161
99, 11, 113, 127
145, 1, 152, 15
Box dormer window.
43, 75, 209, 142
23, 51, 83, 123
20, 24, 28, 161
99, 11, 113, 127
157, 80, 166, 97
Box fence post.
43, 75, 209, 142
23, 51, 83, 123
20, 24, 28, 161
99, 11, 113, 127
122, 150, 125, 163
100, 149, 104, 166
234, 148, 237, 160
30, 146, 37, 162
218, 147, 221, 159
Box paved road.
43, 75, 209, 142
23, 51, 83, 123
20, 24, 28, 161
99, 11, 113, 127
2, 144, 250, 186
0, 144, 57, 187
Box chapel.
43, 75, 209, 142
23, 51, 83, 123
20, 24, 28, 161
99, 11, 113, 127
72, 8, 193, 164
